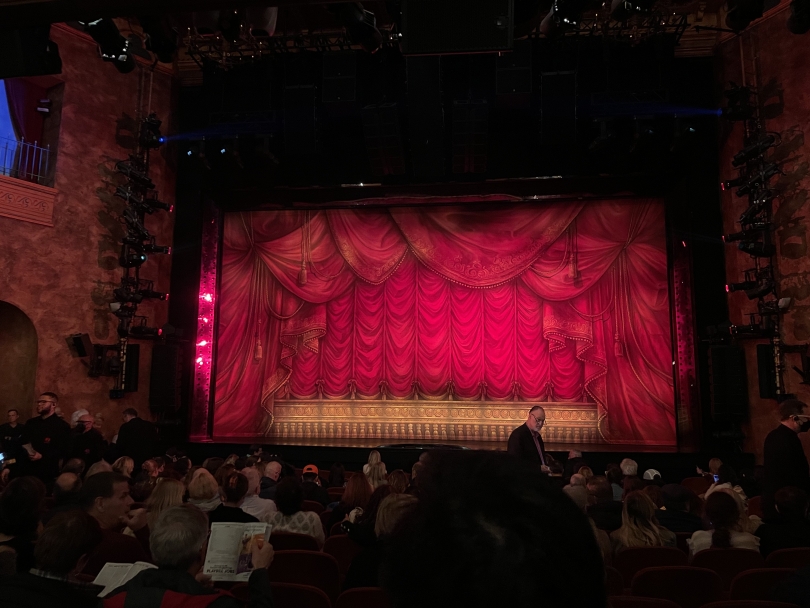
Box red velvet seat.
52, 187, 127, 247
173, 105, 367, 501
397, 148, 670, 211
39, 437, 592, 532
729, 568, 796, 601
614, 547, 688, 588
330, 522, 346, 537
303, 500, 325, 514
233, 582, 331, 608
335, 587, 391, 608
609, 597, 680, 608
681, 477, 711, 497
328, 487, 345, 501
631, 566, 723, 608
765, 547, 810, 569
702, 602, 800, 608
605, 566, 625, 596
747, 496, 763, 518
690, 548, 765, 590
269, 532, 321, 552
674, 533, 692, 555
323, 534, 363, 582
268, 550, 341, 604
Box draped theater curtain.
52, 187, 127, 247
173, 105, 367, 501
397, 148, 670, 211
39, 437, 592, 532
214, 198, 676, 445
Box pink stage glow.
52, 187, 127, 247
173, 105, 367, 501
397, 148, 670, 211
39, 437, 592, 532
210, 198, 679, 446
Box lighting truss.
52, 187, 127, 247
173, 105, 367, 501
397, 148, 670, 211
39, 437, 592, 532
531, 10, 689, 43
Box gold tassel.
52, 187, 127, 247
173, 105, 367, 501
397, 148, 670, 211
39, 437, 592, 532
254, 334, 263, 361
568, 254, 579, 280
614, 331, 624, 357
298, 263, 307, 285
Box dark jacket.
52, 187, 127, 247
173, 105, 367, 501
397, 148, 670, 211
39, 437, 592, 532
343, 540, 384, 591
655, 509, 705, 534
773, 565, 810, 607
24, 414, 71, 481
103, 567, 274, 608
83, 529, 151, 577
117, 417, 159, 470
755, 518, 810, 558
69, 428, 106, 467
208, 504, 259, 525
0, 572, 101, 608
587, 501, 624, 532
763, 424, 810, 519
258, 478, 277, 500
507, 423, 547, 465
564, 457, 589, 483
301, 481, 330, 508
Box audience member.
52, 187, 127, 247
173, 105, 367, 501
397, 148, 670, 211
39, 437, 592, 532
326, 473, 374, 532
60, 458, 85, 478
240, 468, 277, 521
697, 457, 723, 480
687, 491, 759, 556
507, 406, 552, 471
344, 485, 394, 546
620, 458, 639, 479
363, 450, 381, 476
80, 472, 150, 576
103, 505, 274, 608
69, 414, 105, 467
85, 460, 113, 479
643, 485, 665, 509
301, 464, 330, 507
407, 462, 422, 495
112, 456, 135, 478
214, 463, 236, 489
42, 473, 82, 523
266, 477, 325, 546
622, 475, 645, 499
755, 486, 810, 557
563, 450, 588, 483
367, 461, 388, 490
0, 409, 26, 481
704, 464, 747, 501
642, 469, 662, 484
258, 461, 282, 500
142, 459, 161, 480
187, 469, 222, 513
586, 476, 623, 532
763, 399, 810, 519
380, 451, 607, 608
116, 408, 158, 471
610, 491, 675, 555
344, 494, 418, 590
328, 463, 346, 488
0, 511, 103, 608
578, 466, 594, 481
24, 393, 71, 484
202, 457, 225, 478
173, 456, 191, 478
565, 481, 612, 566
0, 477, 45, 575
568, 474, 586, 488
144, 478, 185, 532
208, 472, 258, 524
563, 485, 589, 512
387, 469, 409, 494
656, 484, 704, 534
606, 464, 624, 501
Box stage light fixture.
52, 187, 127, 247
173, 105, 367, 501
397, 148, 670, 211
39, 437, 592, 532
721, 176, 745, 191
726, 280, 758, 293
744, 279, 774, 300
138, 15, 177, 63
723, 224, 770, 242
723, 84, 754, 121
142, 243, 172, 255
113, 287, 143, 304
115, 160, 155, 189
788, 0, 810, 33
737, 241, 775, 257
739, 195, 772, 224
732, 135, 776, 167
80, 18, 136, 74
140, 113, 164, 149
129, 325, 163, 338
138, 289, 169, 301
725, 0, 765, 31
119, 244, 148, 268
736, 163, 780, 196
335, 3, 382, 53
246, 6, 278, 37
122, 208, 151, 241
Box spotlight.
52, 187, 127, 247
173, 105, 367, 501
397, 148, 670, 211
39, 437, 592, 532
142, 243, 172, 255
119, 244, 147, 268
122, 207, 151, 240
140, 113, 164, 149
732, 135, 776, 167
129, 325, 163, 338
115, 160, 155, 189
80, 18, 136, 74
138, 290, 169, 301
723, 224, 770, 242
116, 187, 173, 214
725, 0, 765, 31
723, 84, 754, 121
788, 0, 810, 33
736, 163, 780, 196
744, 279, 774, 300
737, 241, 775, 257
113, 287, 143, 304
727, 280, 758, 293
335, 4, 382, 53
740, 196, 772, 224
721, 176, 745, 191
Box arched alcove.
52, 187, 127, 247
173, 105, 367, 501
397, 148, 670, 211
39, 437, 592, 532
0, 302, 37, 416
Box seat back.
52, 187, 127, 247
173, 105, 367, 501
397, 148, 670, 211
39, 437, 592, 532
269, 532, 321, 552
631, 566, 723, 608
701, 602, 801, 608
674, 533, 691, 555
765, 547, 810, 569
330, 522, 346, 537
605, 566, 625, 596
268, 550, 341, 604
303, 500, 325, 514
681, 477, 711, 496
609, 597, 681, 608
247, 582, 332, 608
747, 496, 763, 518
730, 568, 796, 601
323, 534, 364, 581
335, 587, 391, 608
320, 510, 333, 537
328, 487, 345, 501
614, 547, 688, 587
690, 548, 765, 590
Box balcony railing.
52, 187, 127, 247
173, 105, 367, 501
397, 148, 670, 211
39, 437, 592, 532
0, 136, 51, 186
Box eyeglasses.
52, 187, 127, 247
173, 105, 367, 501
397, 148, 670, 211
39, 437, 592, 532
530, 414, 545, 425
36, 400, 55, 405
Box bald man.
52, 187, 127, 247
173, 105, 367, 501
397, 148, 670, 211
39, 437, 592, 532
259, 461, 282, 500
69, 414, 106, 467
507, 406, 551, 472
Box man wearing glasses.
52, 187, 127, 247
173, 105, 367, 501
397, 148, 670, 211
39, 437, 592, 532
23, 392, 71, 484
763, 399, 810, 519
507, 406, 551, 473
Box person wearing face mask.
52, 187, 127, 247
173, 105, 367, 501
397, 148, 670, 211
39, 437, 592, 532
763, 399, 810, 520
507, 406, 552, 473
23, 393, 71, 485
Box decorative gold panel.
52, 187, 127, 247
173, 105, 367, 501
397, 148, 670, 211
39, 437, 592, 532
267, 400, 601, 446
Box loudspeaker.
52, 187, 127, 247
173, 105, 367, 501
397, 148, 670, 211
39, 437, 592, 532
401, 0, 514, 54
66, 333, 94, 358
322, 52, 356, 103
709, 345, 749, 421
149, 344, 182, 411
123, 343, 139, 393
0, 27, 62, 79
757, 343, 778, 399
407, 56, 445, 177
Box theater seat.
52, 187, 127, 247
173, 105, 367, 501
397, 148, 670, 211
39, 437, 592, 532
323, 534, 363, 582
681, 477, 711, 496
747, 496, 763, 519
730, 568, 796, 601
609, 597, 680, 608
765, 547, 810, 569
605, 566, 624, 596
268, 550, 341, 604
328, 487, 345, 501
335, 587, 392, 608
303, 500, 325, 514
320, 510, 333, 537
270, 532, 321, 552
614, 547, 687, 587
631, 566, 723, 608
702, 602, 800, 608
690, 548, 765, 590
233, 582, 332, 608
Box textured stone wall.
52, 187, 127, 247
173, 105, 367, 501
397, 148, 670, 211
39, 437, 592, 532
0, 25, 175, 439
717, 10, 810, 460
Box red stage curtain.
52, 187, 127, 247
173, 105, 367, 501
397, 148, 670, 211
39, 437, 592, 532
214, 199, 676, 445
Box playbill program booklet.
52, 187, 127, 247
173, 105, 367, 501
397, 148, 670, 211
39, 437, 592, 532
93, 561, 157, 596
202, 522, 272, 582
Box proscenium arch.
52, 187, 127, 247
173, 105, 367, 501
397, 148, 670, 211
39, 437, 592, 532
0, 301, 38, 419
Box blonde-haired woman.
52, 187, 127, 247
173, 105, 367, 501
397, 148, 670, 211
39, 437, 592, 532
112, 456, 135, 478
124, 478, 185, 551
363, 450, 381, 476
187, 468, 222, 513
366, 461, 388, 490
610, 491, 676, 555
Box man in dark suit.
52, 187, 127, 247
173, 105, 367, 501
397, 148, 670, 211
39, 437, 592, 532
116, 408, 158, 470
507, 406, 550, 472
763, 399, 810, 519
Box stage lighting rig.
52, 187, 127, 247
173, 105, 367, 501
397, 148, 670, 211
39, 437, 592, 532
129, 319, 163, 339
736, 163, 781, 197
726, 267, 775, 300
739, 194, 773, 225
122, 207, 151, 241
724, 223, 770, 241
115, 159, 155, 189
723, 84, 755, 121
139, 113, 165, 150
138, 15, 177, 64
540, 0, 588, 37
80, 18, 136, 74
116, 185, 173, 214
119, 244, 148, 268
733, 134, 777, 167
610, 0, 657, 21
